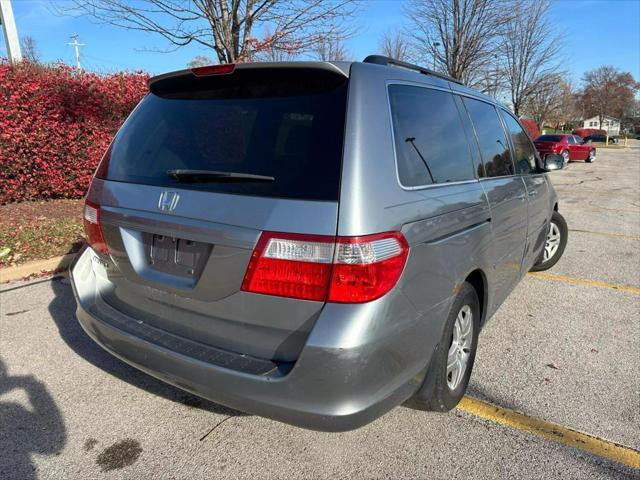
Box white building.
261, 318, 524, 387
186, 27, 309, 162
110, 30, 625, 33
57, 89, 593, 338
582, 115, 620, 135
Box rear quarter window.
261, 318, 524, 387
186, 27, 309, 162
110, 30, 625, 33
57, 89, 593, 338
104, 69, 348, 201
388, 85, 476, 187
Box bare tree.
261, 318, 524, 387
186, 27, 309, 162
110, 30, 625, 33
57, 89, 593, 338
581, 66, 638, 131
312, 33, 351, 61
61, 0, 357, 64
405, 0, 508, 85
250, 28, 299, 61
500, 0, 562, 116
20, 35, 40, 63
379, 30, 411, 62
187, 55, 215, 67
522, 75, 573, 129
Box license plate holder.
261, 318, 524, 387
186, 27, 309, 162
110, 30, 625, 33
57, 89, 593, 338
147, 233, 211, 278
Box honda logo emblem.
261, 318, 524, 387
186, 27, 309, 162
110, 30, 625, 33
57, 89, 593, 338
158, 191, 180, 212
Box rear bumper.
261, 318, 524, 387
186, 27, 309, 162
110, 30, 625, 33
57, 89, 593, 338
70, 247, 440, 431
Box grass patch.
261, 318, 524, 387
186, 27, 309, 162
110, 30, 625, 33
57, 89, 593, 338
0, 200, 85, 268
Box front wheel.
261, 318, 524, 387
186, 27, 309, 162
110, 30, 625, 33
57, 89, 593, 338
585, 149, 595, 163
531, 211, 568, 271
410, 282, 480, 411
561, 150, 570, 165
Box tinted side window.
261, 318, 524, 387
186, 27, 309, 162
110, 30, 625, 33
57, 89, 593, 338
389, 85, 476, 187
462, 97, 514, 177
453, 94, 485, 178
500, 110, 537, 174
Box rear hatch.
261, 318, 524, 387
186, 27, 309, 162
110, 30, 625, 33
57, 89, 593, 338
87, 64, 349, 363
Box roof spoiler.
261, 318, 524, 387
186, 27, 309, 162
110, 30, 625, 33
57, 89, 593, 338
147, 61, 349, 90
363, 55, 464, 85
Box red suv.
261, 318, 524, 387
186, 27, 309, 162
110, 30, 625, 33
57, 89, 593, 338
534, 134, 596, 164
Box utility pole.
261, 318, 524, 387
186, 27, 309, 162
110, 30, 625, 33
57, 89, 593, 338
0, 0, 22, 65
67, 33, 84, 71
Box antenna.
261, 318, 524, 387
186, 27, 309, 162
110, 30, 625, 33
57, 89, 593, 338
67, 33, 85, 71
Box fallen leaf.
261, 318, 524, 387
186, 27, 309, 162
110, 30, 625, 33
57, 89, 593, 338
590, 348, 599, 353
546, 363, 560, 370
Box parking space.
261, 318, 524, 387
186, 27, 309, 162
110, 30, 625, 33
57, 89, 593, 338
1, 146, 639, 479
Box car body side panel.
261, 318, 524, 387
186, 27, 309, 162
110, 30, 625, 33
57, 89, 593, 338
478, 177, 528, 312
572, 137, 592, 160
339, 63, 499, 322
521, 174, 551, 272
398, 185, 493, 318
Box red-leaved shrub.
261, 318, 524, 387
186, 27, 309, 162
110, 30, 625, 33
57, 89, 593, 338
0, 61, 148, 203
519, 119, 540, 140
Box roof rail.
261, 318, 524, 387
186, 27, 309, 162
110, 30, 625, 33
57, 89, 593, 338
362, 55, 464, 85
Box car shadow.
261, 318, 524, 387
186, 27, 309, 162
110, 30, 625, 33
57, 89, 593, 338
0, 357, 66, 480
47, 276, 247, 416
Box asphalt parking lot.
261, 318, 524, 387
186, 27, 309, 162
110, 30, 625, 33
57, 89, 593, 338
1, 143, 639, 479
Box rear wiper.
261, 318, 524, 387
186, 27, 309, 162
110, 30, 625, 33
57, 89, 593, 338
167, 169, 275, 183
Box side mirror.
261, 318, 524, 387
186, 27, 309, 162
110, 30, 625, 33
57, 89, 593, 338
543, 154, 564, 171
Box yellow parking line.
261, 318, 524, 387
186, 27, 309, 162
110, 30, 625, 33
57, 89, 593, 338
569, 229, 640, 241
528, 271, 640, 295
458, 396, 640, 469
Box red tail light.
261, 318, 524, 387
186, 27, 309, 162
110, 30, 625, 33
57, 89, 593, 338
191, 64, 235, 76
328, 232, 409, 303
241, 231, 409, 303
83, 200, 109, 256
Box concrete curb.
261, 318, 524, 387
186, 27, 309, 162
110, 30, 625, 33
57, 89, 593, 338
0, 253, 77, 284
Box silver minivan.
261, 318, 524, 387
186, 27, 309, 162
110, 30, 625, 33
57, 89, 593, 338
71, 56, 568, 431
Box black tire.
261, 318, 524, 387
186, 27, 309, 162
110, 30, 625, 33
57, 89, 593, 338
585, 149, 595, 163
530, 211, 568, 272
561, 150, 570, 165
410, 282, 480, 412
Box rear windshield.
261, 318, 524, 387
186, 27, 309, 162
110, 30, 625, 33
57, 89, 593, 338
104, 68, 348, 201
535, 135, 563, 142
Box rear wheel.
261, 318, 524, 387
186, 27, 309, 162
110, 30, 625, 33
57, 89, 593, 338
410, 282, 480, 411
531, 211, 568, 271
585, 149, 595, 163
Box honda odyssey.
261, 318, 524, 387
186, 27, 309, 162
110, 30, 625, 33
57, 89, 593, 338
70, 56, 568, 431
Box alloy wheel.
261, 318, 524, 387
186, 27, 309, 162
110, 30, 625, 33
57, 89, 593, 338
543, 222, 561, 262
447, 305, 473, 390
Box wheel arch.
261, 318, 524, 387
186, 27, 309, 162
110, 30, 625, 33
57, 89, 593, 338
464, 269, 488, 327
